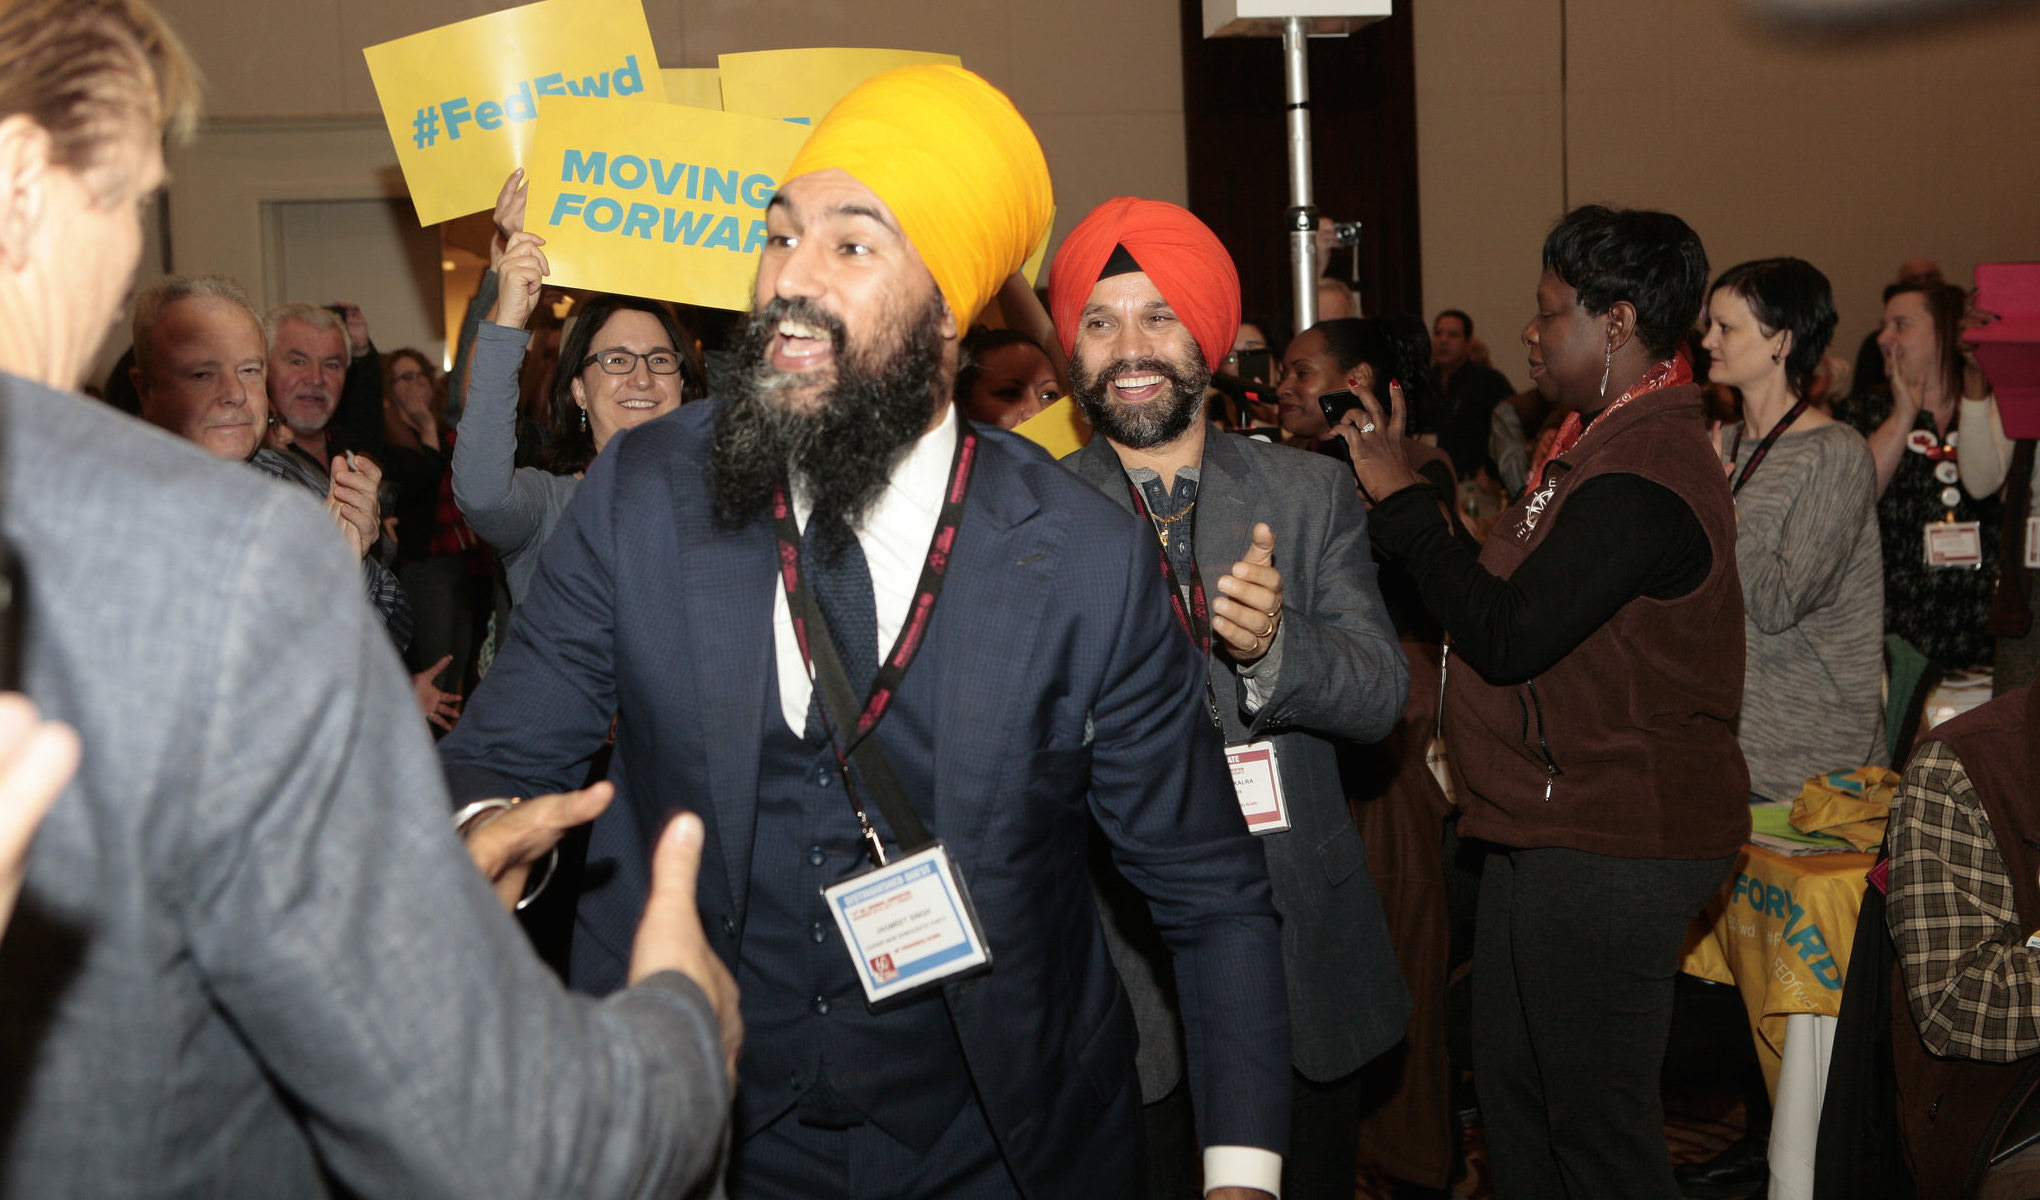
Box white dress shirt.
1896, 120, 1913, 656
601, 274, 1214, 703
768, 404, 1282, 1198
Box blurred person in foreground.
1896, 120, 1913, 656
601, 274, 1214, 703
1053, 199, 1408, 1200
0, 3, 740, 1196
1339, 206, 1749, 1200
439, 67, 1288, 1200
1886, 681, 2040, 1198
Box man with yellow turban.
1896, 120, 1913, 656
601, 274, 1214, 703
1055, 197, 1411, 1200
441, 66, 1290, 1200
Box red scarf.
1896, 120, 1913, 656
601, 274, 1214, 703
1526, 354, 1692, 484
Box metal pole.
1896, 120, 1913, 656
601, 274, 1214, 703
1283, 16, 1318, 332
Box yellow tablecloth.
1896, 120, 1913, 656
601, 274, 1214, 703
1680, 842, 1876, 1093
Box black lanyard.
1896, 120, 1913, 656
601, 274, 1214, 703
1127, 481, 1210, 655
770, 426, 977, 866
1728, 396, 1813, 497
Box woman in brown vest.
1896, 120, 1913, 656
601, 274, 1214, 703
1333, 206, 1750, 1199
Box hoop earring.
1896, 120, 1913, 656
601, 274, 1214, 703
578, 406, 589, 433
1599, 341, 1613, 399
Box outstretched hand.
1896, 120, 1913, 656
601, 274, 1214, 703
462, 783, 613, 911
631, 812, 744, 1088
0, 695, 79, 935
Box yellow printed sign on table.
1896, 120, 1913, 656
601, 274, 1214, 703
661, 69, 722, 110
526, 97, 812, 312
364, 0, 660, 226
717, 48, 962, 125
1680, 842, 1874, 1093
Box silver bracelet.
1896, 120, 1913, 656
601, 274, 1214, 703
452, 797, 557, 911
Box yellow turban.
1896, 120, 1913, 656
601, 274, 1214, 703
785, 65, 1052, 329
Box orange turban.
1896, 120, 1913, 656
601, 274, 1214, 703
785, 65, 1052, 329
1047, 197, 1240, 376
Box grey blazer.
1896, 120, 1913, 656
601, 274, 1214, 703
1071, 426, 1413, 1092
0, 373, 728, 1199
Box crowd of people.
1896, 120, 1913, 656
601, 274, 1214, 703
1, 2, 2036, 1199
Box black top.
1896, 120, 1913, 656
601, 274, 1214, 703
1434, 361, 1517, 479
1369, 471, 1710, 686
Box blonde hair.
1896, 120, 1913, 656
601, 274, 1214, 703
0, 0, 201, 200
132, 274, 260, 369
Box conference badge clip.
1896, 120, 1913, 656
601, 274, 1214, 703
1226, 740, 1291, 835
823, 841, 992, 1008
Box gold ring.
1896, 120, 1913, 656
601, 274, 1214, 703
1257, 622, 1276, 640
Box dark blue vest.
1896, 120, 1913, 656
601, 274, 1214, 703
732, 667, 970, 1152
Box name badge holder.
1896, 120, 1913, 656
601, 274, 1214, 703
2025, 516, 2040, 570
1925, 519, 1983, 569
774, 428, 993, 1009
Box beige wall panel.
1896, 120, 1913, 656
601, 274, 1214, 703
159, 0, 346, 115
1417, 0, 2040, 366
1028, 110, 1189, 259
1414, 0, 1564, 364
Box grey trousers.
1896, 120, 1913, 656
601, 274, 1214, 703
1473, 844, 1735, 1200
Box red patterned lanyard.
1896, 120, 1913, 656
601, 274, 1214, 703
1128, 480, 1210, 655
770, 427, 977, 754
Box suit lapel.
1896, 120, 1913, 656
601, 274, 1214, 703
1192, 428, 1255, 718
675, 459, 775, 921
929, 441, 1051, 875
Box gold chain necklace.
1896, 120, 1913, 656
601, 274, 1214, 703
1147, 496, 1196, 548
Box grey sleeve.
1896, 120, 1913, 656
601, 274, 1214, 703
444, 269, 501, 427
1738, 430, 1878, 635
1234, 471, 1409, 745
451, 323, 553, 559
177, 490, 729, 1199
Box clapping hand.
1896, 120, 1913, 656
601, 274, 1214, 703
325, 453, 382, 560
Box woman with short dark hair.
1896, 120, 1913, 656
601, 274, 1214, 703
1335, 205, 1748, 1199
1701, 258, 1886, 799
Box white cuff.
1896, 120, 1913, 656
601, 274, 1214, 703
1203, 1144, 1283, 1197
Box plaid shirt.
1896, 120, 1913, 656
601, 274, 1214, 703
249, 448, 414, 655
1886, 740, 2040, 1061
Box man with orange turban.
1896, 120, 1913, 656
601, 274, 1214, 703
442, 68, 1289, 1200
1056, 197, 1411, 1200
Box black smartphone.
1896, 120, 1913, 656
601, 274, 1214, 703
1234, 349, 1272, 385
1318, 388, 1364, 430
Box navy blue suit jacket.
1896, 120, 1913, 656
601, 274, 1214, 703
441, 402, 1291, 1193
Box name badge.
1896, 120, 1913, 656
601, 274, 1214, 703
1924, 520, 1983, 569
2026, 517, 2040, 570
1226, 740, 1290, 834
823, 841, 991, 1006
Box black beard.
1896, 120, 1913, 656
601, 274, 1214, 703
1069, 350, 1210, 450
710, 292, 948, 550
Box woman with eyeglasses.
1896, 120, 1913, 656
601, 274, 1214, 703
453, 225, 705, 604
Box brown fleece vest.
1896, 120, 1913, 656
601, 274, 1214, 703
1443, 383, 1751, 858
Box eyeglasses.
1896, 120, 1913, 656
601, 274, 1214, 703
582, 349, 682, 376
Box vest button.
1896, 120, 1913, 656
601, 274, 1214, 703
811, 995, 831, 1015
720, 915, 735, 936
807, 846, 826, 867
810, 921, 828, 944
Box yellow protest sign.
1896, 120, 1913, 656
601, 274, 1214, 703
661, 68, 722, 109
1014, 397, 1091, 459
717, 48, 962, 126
364, 0, 660, 226
526, 96, 812, 311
